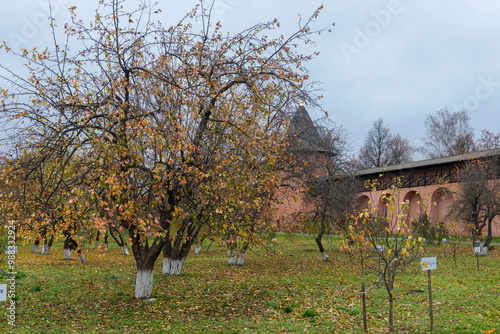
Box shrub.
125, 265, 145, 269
414, 213, 448, 244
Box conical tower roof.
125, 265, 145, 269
288, 103, 326, 153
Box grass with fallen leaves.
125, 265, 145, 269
1, 234, 499, 333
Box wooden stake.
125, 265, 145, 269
362, 282, 367, 332
428, 270, 433, 331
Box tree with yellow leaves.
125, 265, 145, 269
344, 177, 426, 332
0, 0, 331, 298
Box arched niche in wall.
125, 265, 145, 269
403, 190, 422, 221
356, 195, 370, 210
377, 194, 390, 219
430, 187, 454, 224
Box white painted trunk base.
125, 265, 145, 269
135, 269, 154, 299
228, 250, 246, 265
228, 255, 237, 265
104, 243, 109, 252
321, 252, 329, 261
163, 257, 186, 275
121, 246, 129, 255
94, 241, 99, 248
228, 250, 237, 265
32, 244, 39, 253
64, 249, 72, 260
78, 253, 87, 263
481, 247, 488, 256
41, 244, 51, 255
194, 244, 202, 254
237, 252, 246, 265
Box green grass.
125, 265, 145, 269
1, 235, 499, 333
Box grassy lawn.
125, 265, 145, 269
1, 235, 499, 333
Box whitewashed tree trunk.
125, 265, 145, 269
94, 240, 99, 249
121, 245, 129, 255
104, 243, 109, 252
78, 253, 87, 263
162, 257, 186, 275
194, 243, 202, 254
32, 244, 39, 253
237, 251, 246, 265
64, 249, 72, 260
481, 246, 488, 256
228, 250, 246, 265
41, 244, 51, 255
321, 252, 329, 261
135, 269, 154, 299
228, 250, 237, 265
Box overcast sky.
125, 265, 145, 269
2, 0, 500, 160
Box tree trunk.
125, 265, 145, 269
453, 243, 457, 269
194, 241, 202, 254
94, 230, 101, 248
109, 227, 129, 255
135, 268, 154, 299
32, 240, 40, 253
103, 232, 109, 252
64, 248, 72, 260
484, 217, 494, 249
162, 221, 200, 275
78, 252, 87, 263
388, 291, 394, 332
479, 242, 488, 256
237, 248, 247, 265
384, 278, 395, 332
472, 227, 482, 247
315, 214, 329, 261
128, 224, 165, 298
227, 240, 248, 265
121, 245, 129, 255
162, 257, 186, 275
162, 232, 190, 274
362, 282, 367, 333
227, 243, 248, 265
131, 245, 162, 298
472, 213, 485, 247
228, 249, 237, 265
63, 235, 81, 261
41, 236, 53, 255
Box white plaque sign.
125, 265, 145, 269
421, 257, 437, 270
473, 247, 481, 256
0, 284, 6, 301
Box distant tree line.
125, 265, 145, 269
349, 108, 500, 170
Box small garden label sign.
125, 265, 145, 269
0, 284, 6, 302
421, 257, 437, 270
421, 257, 436, 331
